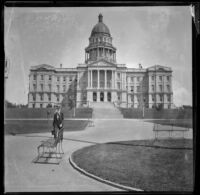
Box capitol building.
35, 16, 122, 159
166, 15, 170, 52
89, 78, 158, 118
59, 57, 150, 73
28, 14, 173, 109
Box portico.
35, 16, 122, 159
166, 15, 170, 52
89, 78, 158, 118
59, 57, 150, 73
87, 67, 116, 102
87, 68, 115, 89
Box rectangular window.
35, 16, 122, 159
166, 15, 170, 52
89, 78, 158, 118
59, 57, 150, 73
48, 95, 51, 101
49, 84, 51, 91
137, 86, 140, 92
40, 94, 43, 101
167, 95, 171, 102
49, 75, 51, 81
151, 76, 154, 81
131, 96, 134, 102
118, 94, 121, 101
159, 85, 162, 92
33, 75, 36, 80
40, 104, 43, 108
131, 86, 134, 92
63, 76, 66, 81
57, 95, 59, 102
159, 76, 162, 81
69, 76, 73, 82
41, 75, 43, 80
63, 85, 66, 92
33, 84, 36, 91
117, 82, 120, 89
57, 85, 59, 92
33, 103, 35, 108
131, 77, 134, 82
160, 95, 163, 101
33, 95, 36, 101
117, 73, 120, 79
152, 95, 155, 102
167, 76, 170, 81
152, 85, 154, 92
41, 84, 43, 91
137, 77, 140, 82
167, 85, 170, 92
57, 77, 60, 82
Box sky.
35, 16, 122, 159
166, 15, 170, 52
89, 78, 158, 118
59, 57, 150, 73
4, 6, 192, 106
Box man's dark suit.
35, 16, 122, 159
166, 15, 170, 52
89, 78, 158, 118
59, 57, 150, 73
53, 111, 64, 140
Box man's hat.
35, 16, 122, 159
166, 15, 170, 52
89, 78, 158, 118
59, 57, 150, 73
55, 104, 61, 109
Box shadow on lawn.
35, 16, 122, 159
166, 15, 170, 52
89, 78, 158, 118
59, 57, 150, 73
24, 134, 192, 150
25, 135, 99, 145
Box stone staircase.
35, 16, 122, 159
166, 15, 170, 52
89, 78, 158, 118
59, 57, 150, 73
90, 102, 123, 119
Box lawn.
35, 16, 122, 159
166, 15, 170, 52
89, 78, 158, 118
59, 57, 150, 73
72, 139, 193, 191
5, 107, 93, 119
145, 119, 192, 128
4, 120, 89, 135
120, 108, 192, 119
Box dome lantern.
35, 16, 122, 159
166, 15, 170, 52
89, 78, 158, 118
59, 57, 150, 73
98, 13, 103, 22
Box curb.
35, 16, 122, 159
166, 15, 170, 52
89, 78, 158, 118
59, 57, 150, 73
69, 155, 144, 192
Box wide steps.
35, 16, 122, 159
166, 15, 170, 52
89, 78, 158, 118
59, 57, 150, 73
91, 102, 123, 119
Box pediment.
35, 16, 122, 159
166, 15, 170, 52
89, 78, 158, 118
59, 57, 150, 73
88, 59, 117, 67
147, 65, 171, 72
31, 64, 55, 71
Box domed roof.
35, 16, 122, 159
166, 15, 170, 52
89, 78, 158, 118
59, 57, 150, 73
91, 14, 111, 36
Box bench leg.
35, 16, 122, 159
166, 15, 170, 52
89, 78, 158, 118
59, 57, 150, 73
37, 145, 44, 157
60, 141, 64, 154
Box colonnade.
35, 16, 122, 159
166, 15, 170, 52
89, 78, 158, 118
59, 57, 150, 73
87, 69, 115, 89
85, 47, 116, 62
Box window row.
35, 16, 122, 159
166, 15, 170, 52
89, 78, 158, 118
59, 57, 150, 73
32, 84, 68, 92
31, 94, 64, 102
151, 94, 171, 102
151, 84, 170, 92
128, 76, 143, 82
129, 94, 171, 102
33, 74, 74, 82
151, 75, 170, 81
129, 86, 141, 92
91, 36, 111, 44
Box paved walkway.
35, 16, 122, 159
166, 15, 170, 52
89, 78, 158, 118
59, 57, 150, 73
4, 103, 193, 192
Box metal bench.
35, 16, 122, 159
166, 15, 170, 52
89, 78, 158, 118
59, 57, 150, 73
153, 123, 190, 140
35, 129, 64, 164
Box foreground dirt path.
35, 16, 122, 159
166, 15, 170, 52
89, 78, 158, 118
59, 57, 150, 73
5, 118, 192, 192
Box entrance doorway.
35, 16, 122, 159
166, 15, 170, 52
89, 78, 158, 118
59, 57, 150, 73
100, 92, 104, 102
107, 92, 111, 102
93, 92, 97, 102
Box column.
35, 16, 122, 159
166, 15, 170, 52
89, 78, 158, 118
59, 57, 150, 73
104, 70, 107, 89
91, 70, 93, 88
111, 70, 113, 89
87, 70, 89, 88
104, 91, 107, 102
98, 70, 100, 89
97, 47, 99, 58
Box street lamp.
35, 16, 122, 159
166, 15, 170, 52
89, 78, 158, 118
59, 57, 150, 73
143, 97, 146, 118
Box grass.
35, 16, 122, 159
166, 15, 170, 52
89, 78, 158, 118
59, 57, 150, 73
145, 119, 192, 128
5, 107, 93, 119
4, 120, 89, 135
72, 139, 193, 191
120, 108, 192, 119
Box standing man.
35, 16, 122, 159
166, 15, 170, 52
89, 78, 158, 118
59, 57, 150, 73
52, 105, 64, 141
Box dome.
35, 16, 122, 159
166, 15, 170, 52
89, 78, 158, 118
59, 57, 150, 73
91, 14, 111, 36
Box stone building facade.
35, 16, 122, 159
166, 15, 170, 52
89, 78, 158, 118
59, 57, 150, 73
28, 14, 173, 109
